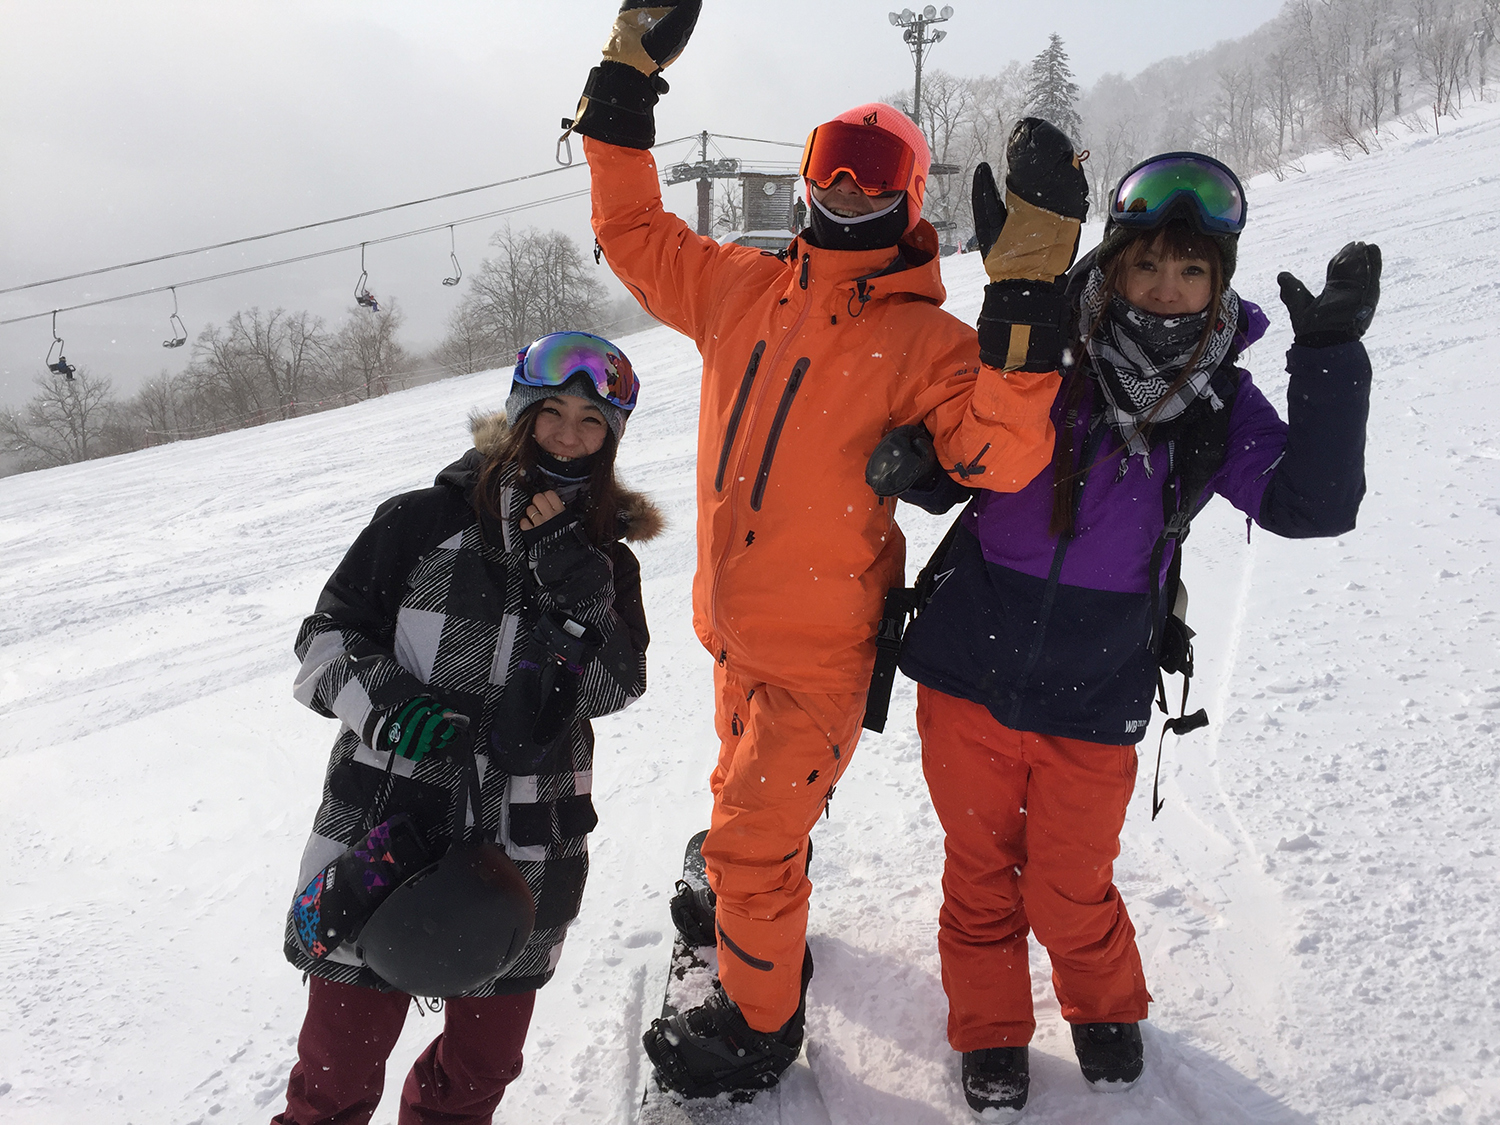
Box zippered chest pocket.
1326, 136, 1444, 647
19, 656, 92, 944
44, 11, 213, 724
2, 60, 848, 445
750, 357, 809, 511
716, 341, 765, 492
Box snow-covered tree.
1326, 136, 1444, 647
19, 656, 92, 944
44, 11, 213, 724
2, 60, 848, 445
1024, 33, 1083, 142
883, 63, 1028, 245
331, 301, 411, 403
435, 226, 608, 377
0, 368, 119, 468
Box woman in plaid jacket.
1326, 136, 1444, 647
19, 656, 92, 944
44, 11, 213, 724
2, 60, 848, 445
272, 332, 662, 1125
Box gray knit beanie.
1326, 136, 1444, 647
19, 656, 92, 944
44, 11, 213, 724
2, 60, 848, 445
504, 371, 627, 439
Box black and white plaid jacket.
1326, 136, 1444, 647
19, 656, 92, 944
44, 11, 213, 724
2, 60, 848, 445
284, 425, 660, 995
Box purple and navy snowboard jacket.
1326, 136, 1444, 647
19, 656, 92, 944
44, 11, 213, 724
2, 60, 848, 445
898, 303, 1372, 746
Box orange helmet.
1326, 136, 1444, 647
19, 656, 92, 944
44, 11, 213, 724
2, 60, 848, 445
801, 103, 931, 234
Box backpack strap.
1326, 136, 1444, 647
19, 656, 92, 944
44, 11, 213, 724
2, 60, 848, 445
862, 503, 969, 733
1144, 369, 1238, 819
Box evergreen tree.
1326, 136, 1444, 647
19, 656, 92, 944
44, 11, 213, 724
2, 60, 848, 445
1024, 33, 1083, 142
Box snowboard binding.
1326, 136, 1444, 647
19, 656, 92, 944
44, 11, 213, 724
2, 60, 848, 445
643, 946, 813, 1100
668, 878, 718, 948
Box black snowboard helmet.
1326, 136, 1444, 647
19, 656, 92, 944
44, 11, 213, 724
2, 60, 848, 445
356, 838, 536, 997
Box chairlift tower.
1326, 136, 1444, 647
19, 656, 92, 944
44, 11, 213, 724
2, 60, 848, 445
888, 5, 954, 130
662, 131, 741, 236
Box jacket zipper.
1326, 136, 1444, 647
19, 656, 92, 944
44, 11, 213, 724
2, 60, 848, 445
715, 341, 765, 492
708, 254, 815, 639
750, 358, 809, 511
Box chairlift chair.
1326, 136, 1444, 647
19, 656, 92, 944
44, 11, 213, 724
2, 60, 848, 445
162, 287, 188, 348
442, 225, 462, 287
354, 243, 380, 311
46, 311, 76, 380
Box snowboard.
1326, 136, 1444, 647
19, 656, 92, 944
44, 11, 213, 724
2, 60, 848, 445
638, 830, 831, 1125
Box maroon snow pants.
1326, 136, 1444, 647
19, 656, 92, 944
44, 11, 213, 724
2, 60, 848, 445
271, 976, 536, 1125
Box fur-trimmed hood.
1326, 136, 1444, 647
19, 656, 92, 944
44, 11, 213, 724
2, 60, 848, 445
435, 410, 664, 544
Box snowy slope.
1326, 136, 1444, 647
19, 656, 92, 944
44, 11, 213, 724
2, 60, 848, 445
3, 100, 1499, 1125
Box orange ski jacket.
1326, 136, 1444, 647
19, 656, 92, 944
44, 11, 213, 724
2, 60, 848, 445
587, 138, 1058, 693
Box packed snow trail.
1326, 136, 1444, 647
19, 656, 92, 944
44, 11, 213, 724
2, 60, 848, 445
2, 102, 1499, 1125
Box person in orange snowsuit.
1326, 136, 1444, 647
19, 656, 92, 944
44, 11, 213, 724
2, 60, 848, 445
565, 0, 1089, 1099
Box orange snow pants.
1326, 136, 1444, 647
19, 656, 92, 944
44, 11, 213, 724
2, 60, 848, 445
917, 686, 1152, 1051
702, 661, 864, 1032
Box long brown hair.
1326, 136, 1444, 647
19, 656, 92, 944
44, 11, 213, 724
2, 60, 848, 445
473, 400, 627, 546
1048, 219, 1227, 538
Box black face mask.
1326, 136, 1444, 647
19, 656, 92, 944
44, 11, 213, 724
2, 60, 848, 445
533, 448, 596, 482
1108, 296, 1210, 362
807, 193, 909, 252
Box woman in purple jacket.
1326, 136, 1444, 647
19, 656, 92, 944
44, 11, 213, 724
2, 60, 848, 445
879, 152, 1381, 1115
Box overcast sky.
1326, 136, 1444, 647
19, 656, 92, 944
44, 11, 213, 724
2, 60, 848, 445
0, 0, 1287, 407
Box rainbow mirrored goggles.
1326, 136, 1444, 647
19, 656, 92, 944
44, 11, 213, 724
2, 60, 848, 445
1111, 152, 1247, 236
514, 331, 638, 412
800, 120, 917, 197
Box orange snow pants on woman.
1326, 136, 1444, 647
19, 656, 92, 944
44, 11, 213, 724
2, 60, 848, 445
701, 661, 864, 1033
916, 686, 1152, 1051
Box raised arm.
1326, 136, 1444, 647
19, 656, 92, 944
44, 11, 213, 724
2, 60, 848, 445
876, 119, 1088, 499
1259, 242, 1380, 536
566, 1, 746, 343
583, 138, 753, 344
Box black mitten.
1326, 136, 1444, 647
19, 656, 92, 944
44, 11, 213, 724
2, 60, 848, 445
866, 425, 939, 497
972, 119, 1087, 372
568, 1, 703, 149
523, 510, 614, 610
1277, 242, 1382, 348
1001, 117, 1090, 222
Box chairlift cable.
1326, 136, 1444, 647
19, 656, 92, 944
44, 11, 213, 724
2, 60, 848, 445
0, 187, 591, 327
709, 133, 804, 149
0, 165, 585, 298
0, 133, 727, 299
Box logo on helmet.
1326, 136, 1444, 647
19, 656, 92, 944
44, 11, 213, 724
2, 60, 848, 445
863, 111, 879, 126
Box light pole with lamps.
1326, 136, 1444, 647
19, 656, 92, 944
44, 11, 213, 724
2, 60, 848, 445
888, 5, 954, 130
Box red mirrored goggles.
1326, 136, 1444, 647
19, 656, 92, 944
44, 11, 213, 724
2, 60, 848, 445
800, 120, 917, 197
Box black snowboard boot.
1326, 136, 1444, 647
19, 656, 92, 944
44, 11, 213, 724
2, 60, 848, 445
961, 1046, 1029, 1116
643, 945, 814, 1099
1071, 1021, 1144, 1089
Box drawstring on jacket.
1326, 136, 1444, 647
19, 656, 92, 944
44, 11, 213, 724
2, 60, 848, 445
847, 280, 873, 319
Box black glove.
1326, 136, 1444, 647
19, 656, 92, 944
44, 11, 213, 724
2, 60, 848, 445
1277, 241, 1382, 348
524, 510, 613, 609
866, 425, 939, 497
568, 1, 703, 149
972, 119, 1087, 371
